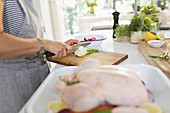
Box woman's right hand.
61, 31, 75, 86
43, 40, 71, 58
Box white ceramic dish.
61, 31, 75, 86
147, 40, 165, 48
74, 35, 107, 49
24, 65, 170, 113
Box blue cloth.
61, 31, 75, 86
3, 0, 25, 36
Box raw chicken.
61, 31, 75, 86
77, 66, 148, 106
60, 59, 101, 82
55, 81, 66, 91
61, 83, 104, 112
112, 107, 148, 113
72, 59, 101, 75
56, 60, 149, 112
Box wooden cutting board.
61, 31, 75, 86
138, 39, 170, 78
48, 51, 128, 66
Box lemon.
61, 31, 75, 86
75, 46, 87, 57
145, 32, 158, 41
46, 101, 68, 113
157, 32, 165, 41
140, 103, 164, 113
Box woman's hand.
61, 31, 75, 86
65, 39, 80, 46
43, 40, 71, 58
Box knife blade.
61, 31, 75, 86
70, 42, 91, 52
44, 42, 91, 58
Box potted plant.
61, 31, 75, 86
85, 0, 97, 14
140, 1, 159, 26
129, 14, 145, 43
115, 25, 131, 42
129, 13, 155, 43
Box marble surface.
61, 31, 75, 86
51, 30, 150, 71
90, 30, 149, 65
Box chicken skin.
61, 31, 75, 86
56, 60, 149, 112
60, 59, 101, 82
61, 83, 104, 112
78, 66, 148, 106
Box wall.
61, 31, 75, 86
49, 0, 67, 42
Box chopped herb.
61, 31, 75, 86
67, 80, 80, 86
94, 109, 111, 113
149, 52, 169, 61
87, 49, 99, 54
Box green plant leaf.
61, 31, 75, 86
151, 1, 154, 5
94, 109, 111, 113
87, 49, 99, 54
115, 25, 131, 36
149, 52, 169, 61
129, 15, 145, 32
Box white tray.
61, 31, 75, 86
24, 65, 170, 113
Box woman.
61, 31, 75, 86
0, 0, 79, 113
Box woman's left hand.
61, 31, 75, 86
65, 39, 80, 46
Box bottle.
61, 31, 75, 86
112, 11, 120, 38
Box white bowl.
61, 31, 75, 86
147, 40, 165, 48
73, 35, 107, 49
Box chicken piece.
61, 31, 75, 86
73, 59, 101, 75
112, 107, 148, 113
60, 73, 73, 82
55, 81, 66, 91
77, 66, 148, 106
61, 83, 104, 112
59, 59, 101, 82
97, 66, 141, 80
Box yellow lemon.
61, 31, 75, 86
145, 32, 158, 41
140, 103, 164, 113
46, 101, 68, 113
157, 32, 165, 41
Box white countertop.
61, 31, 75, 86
52, 30, 149, 71
20, 29, 170, 113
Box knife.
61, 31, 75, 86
44, 42, 91, 58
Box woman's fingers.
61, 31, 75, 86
62, 47, 67, 57
65, 39, 80, 46
43, 40, 73, 58
65, 43, 72, 54
51, 44, 70, 58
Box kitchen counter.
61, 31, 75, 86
20, 29, 170, 113
48, 30, 149, 71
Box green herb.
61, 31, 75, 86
129, 13, 156, 32
140, 1, 159, 23
140, 1, 159, 15
94, 109, 111, 113
86, 0, 97, 7
149, 52, 169, 61
67, 80, 80, 86
143, 16, 155, 32
87, 49, 99, 54
115, 25, 131, 36
129, 14, 145, 32
147, 15, 159, 22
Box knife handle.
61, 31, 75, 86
44, 52, 55, 58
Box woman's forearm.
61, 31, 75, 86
0, 32, 41, 58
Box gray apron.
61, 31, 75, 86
0, 0, 50, 113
